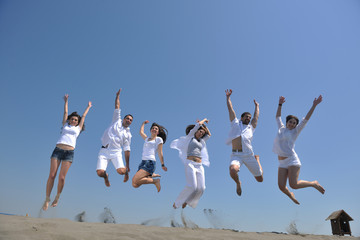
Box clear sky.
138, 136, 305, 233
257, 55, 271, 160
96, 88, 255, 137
1, 0, 359, 236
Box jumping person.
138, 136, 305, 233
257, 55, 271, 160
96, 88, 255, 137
96, 89, 133, 187
171, 118, 211, 209
42, 94, 92, 210
274, 95, 325, 204
225, 89, 263, 196
132, 121, 167, 192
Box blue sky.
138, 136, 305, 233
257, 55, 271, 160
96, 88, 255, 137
0, 0, 359, 236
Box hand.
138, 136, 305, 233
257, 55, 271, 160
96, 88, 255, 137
313, 95, 322, 106
162, 166, 168, 172
88, 101, 92, 108
143, 120, 149, 124
253, 99, 259, 106
279, 96, 285, 105
116, 88, 122, 96
63, 94, 69, 102
225, 89, 232, 97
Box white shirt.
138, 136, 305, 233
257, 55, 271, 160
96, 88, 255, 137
272, 116, 307, 157
226, 118, 255, 155
170, 123, 210, 167
142, 136, 163, 161
101, 109, 132, 152
56, 123, 81, 148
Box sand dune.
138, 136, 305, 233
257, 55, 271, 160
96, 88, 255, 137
0, 214, 358, 240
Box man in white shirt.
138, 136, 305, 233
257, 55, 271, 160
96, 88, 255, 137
96, 89, 133, 187
225, 89, 263, 196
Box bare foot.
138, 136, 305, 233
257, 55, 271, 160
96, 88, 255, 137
289, 192, 300, 205
236, 181, 242, 196
154, 179, 161, 192
51, 194, 60, 207
313, 180, 325, 194
42, 197, 50, 211
152, 173, 161, 178
182, 202, 187, 209
104, 173, 110, 187
123, 172, 129, 183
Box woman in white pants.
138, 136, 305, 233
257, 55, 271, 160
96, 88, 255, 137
171, 118, 211, 209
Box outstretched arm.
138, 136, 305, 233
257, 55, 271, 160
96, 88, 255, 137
78, 101, 92, 130
305, 95, 322, 121
115, 89, 121, 109
62, 94, 69, 126
140, 120, 149, 140
276, 96, 286, 118
251, 99, 259, 128
226, 89, 236, 122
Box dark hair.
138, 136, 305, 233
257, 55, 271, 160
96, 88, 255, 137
124, 114, 133, 120
67, 112, 85, 132
241, 112, 251, 118
286, 115, 299, 125
185, 124, 208, 138
150, 123, 168, 143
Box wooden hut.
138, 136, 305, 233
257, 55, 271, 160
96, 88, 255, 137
325, 210, 353, 236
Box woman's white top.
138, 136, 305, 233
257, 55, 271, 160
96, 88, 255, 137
226, 118, 255, 155
141, 136, 163, 161
101, 109, 132, 151
170, 123, 210, 167
56, 123, 81, 148
272, 116, 307, 157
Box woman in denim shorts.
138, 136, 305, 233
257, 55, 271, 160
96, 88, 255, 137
132, 121, 168, 192
42, 94, 92, 211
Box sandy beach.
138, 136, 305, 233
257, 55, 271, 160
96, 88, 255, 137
0, 214, 358, 240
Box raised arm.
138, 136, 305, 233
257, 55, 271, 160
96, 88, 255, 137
157, 143, 167, 171
78, 101, 92, 130
251, 99, 259, 128
61, 94, 69, 125
226, 89, 236, 122
305, 95, 322, 120
139, 120, 149, 140
115, 89, 121, 109
198, 118, 211, 136
276, 96, 286, 118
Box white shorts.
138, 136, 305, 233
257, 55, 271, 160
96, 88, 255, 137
96, 148, 125, 171
278, 155, 301, 169
230, 152, 262, 177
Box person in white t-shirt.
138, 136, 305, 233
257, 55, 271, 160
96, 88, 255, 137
274, 95, 325, 204
225, 89, 263, 197
132, 121, 168, 192
96, 89, 133, 187
42, 94, 92, 211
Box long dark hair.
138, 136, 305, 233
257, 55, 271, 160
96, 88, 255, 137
185, 124, 208, 138
150, 123, 168, 143
67, 112, 85, 132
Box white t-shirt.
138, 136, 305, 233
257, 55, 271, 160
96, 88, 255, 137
141, 137, 163, 161
272, 117, 307, 157
101, 109, 132, 152
226, 118, 255, 155
56, 123, 81, 148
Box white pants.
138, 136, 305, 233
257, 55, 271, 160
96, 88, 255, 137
96, 148, 124, 170
174, 159, 206, 209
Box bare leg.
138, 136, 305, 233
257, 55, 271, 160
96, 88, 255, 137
116, 168, 128, 183
43, 158, 61, 211
97, 170, 110, 187
229, 164, 241, 196
278, 168, 300, 205
51, 161, 72, 207
132, 169, 161, 192
254, 155, 263, 182
288, 166, 325, 194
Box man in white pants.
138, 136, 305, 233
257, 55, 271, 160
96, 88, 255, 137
96, 89, 133, 187
225, 89, 263, 196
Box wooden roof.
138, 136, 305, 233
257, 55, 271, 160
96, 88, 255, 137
326, 210, 353, 221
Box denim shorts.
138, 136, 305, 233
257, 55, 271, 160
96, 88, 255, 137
137, 160, 156, 174
51, 147, 74, 163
